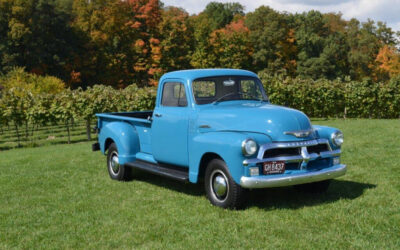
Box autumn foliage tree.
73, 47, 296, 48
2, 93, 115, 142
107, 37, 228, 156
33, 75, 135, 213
128, 0, 162, 85
190, 2, 246, 69
210, 17, 253, 69
70, 0, 162, 87
1, 1, 400, 86
72, 0, 138, 87
375, 45, 400, 80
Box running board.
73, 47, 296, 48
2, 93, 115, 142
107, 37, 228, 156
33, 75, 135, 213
124, 160, 189, 182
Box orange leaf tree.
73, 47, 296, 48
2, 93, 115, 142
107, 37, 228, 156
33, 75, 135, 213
209, 17, 253, 69
375, 45, 400, 80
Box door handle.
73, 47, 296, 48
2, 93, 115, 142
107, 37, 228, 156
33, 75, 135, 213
154, 113, 162, 117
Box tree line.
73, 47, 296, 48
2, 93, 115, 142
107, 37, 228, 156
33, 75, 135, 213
0, 0, 399, 89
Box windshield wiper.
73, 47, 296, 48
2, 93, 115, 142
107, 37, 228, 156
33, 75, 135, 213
212, 92, 266, 105
212, 92, 244, 105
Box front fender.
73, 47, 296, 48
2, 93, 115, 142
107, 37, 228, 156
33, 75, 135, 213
313, 125, 342, 150
189, 132, 252, 184
99, 121, 140, 165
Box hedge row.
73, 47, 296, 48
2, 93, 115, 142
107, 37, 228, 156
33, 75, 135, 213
0, 85, 156, 144
1, 75, 400, 145
260, 74, 400, 119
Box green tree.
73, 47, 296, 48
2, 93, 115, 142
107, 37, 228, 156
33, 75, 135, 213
246, 6, 296, 75
293, 11, 349, 79
189, 13, 216, 68
203, 1, 244, 30
346, 19, 381, 80
0, 0, 76, 80
294, 11, 329, 79
159, 7, 193, 72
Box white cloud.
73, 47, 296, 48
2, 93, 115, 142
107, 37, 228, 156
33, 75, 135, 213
161, 0, 400, 31
278, 0, 351, 5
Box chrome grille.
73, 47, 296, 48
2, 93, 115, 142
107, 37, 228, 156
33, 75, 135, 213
263, 147, 301, 158
243, 139, 341, 167
262, 140, 331, 159
307, 144, 330, 154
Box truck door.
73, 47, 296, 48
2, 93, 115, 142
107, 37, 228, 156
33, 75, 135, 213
151, 81, 189, 167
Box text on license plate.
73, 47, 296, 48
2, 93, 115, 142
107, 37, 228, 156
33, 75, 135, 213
263, 161, 285, 174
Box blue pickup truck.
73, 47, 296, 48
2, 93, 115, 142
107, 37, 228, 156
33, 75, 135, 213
93, 69, 346, 209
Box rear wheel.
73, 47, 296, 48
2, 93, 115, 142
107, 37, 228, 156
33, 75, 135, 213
294, 180, 331, 193
107, 143, 131, 181
205, 159, 247, 209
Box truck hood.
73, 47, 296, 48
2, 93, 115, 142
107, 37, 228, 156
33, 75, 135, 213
196, 102, 315, 141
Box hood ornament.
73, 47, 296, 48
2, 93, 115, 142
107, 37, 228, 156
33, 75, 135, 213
284, 129, 312, 138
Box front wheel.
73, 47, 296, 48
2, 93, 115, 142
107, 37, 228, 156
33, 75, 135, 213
107, 143, 131, 181
205, 159, 247, 209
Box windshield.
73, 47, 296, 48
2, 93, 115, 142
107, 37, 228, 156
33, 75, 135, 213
192, 76, 268, 105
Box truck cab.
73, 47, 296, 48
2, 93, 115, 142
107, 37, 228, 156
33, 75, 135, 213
94, 69, 346, 209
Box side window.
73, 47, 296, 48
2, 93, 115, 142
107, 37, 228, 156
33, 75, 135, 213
161, 82, 187, 107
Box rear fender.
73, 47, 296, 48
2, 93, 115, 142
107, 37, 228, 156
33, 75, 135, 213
99, 121, 140, 165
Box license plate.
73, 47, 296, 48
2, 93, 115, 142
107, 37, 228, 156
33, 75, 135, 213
263, 161, 285, 174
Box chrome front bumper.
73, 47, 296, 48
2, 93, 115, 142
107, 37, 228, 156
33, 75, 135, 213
240, 164, 347, 188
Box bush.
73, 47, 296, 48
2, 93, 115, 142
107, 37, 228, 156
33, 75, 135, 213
260, 73, 400, 119
1, 73, 400, 147
119, 84, 157, 111
0, 87, 34, 145
0, 67, 65, 95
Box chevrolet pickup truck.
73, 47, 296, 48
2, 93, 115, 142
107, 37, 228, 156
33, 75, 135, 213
93, 69, 346, 209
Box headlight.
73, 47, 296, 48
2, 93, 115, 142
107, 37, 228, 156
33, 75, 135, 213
331, 131, 344, 146
242, 139, 258, 156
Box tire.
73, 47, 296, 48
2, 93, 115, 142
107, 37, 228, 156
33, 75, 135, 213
294, 180, 331, 193
106, 143, 131, 181
205, 159, 247, 209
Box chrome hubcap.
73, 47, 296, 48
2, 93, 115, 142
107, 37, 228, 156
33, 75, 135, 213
110, 152, 120, 175
211, 170, 228, 201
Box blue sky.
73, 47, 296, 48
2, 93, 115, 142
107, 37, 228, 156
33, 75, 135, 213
162, 0, 400, 32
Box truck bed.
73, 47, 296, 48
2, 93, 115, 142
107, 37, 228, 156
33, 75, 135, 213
96, 111, 153, 124
96, 111, 153, 156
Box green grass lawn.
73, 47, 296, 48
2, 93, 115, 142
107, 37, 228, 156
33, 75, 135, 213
0, 119, 399, 249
